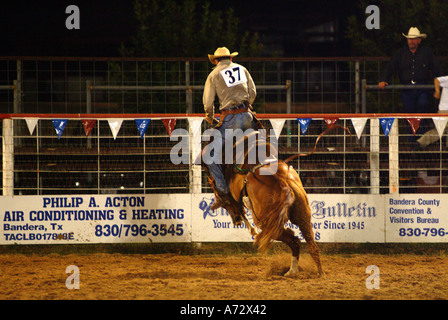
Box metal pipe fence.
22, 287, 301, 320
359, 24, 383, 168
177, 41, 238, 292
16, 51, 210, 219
6, 56, 448, 116
1, 113, 447, 196
1, 57, 448, 196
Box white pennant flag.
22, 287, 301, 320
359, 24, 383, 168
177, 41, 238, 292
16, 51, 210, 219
108, 119, 123, 140
25, 119, 38, 135
351, 118, 368, 139
433, 117, 448, 138
269, 119, 285, 139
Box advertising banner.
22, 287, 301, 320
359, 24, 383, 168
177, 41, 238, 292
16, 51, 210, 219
386, 194, 448, 243
192, 194, 385, 243
0, 194, 191, 244
307, 194, 385, 242
192, 194, 255, 242
1, 193, 448, 244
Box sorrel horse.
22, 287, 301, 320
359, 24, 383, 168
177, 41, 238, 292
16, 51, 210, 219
206, 124, 349, 277
220, 130, 324, 277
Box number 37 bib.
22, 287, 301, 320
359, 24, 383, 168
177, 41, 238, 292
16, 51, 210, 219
220, 65, 248, 88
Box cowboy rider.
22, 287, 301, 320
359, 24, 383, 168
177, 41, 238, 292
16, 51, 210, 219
202, 47, 257, 225
379, 27, 444, 140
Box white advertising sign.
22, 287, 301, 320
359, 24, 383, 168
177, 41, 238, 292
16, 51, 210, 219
1, 193, 448, 244
307, 194, 385, 242
191, 194, 385, 243
386, 194, 448, 243
192, 194, 255, 242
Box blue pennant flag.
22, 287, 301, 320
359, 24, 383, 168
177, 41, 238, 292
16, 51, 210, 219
379, 118, 395, 137
297, 118, 312, 134
135, 119, 151, 139
52, 119, 68, 139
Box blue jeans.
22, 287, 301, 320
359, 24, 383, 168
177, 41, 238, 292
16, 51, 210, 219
401, 89, 431, 114
203, 112, 255, 193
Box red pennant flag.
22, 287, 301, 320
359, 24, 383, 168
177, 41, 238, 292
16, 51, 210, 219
162, 119, 177, 137
81, 119, 96, 137
406, 118, 421, 136
324, 118, 338, 129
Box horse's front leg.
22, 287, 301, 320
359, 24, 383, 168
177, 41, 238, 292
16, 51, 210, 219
241, 214, 258, 237
241, 196, 258, 237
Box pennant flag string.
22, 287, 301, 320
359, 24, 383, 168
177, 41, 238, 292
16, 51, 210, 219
52, 119, 68, 139
379, 118, 395, 137
29, 116, 446, 142
135, 119, 151, 139
297, 118, 312, 135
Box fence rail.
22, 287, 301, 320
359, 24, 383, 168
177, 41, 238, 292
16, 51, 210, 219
361, 81, 436, 114
3, 56, 448, 115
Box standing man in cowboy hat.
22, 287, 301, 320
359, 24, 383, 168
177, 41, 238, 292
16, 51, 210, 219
202, 46, 257, 225
378, 27, 444, 124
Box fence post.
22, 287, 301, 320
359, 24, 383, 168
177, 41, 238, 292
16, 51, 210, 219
355, 61, 360, 113
189, 118, 203, 194
361, 79, 367, 114
185, 61, 193, 114
3, 119, 14, 196
86, 80, 92, 149
286, 80, 291, 148
86, 80, 92, 113
370, 118, 380, 194
14, 60, 22, 113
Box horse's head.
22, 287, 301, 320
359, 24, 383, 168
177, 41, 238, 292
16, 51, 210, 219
231, 129, 278, 171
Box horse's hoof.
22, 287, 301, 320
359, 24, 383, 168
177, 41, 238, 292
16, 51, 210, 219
284, 270, 298, 278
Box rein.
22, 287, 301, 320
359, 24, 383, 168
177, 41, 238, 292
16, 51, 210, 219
233, 124, 351, 173
234, 163, 250, 173
284, 124, 351, 164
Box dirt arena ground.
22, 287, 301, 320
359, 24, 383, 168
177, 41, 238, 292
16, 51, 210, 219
1, 246, 447, 300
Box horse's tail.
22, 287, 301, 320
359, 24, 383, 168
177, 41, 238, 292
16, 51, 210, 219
253, 177, 294, 253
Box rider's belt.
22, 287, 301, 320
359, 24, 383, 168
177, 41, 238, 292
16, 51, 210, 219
220, 103, 249, 119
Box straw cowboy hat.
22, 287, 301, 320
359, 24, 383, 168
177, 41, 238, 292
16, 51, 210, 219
208, 47, 238, 64
402, 27, 427, 39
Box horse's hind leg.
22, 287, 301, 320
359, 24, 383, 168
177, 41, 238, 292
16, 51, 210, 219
299, 223, 324, 277
287, 178, 324, 276
277, 228, 301, 277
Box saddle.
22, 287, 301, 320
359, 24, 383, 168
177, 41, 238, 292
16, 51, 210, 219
227, 130, 278, 221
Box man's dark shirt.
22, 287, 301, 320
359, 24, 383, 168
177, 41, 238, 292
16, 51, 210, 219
380, 45, 444, 85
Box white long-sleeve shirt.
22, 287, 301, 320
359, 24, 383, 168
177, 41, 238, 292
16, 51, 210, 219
437, 75, 448, 110
203, 59, 256, 119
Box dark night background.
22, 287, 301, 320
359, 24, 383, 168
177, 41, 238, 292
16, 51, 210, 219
0, 0, 359, 57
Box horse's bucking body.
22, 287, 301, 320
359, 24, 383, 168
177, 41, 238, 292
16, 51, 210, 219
222, 131, 324, 277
